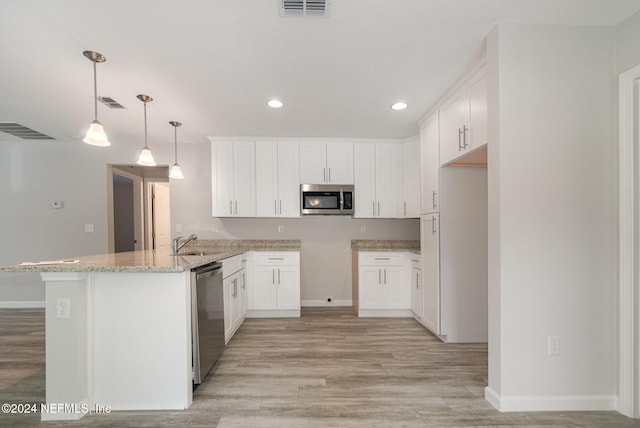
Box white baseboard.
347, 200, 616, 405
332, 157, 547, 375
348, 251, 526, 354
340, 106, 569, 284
301, 299, 353, 307
484, 386, 617, 412
0, 301, 45, 309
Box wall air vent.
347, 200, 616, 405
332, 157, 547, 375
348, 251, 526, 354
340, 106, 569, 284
280, 0, 328, 17
0, 122, 54, 140
98, 96, 125, 109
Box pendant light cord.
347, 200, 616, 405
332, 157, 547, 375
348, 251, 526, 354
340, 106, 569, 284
174, 126, 178, 163
92, 61, 98, 121
143, 102, 148, 149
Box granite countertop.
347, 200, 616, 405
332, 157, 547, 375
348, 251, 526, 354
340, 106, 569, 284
351, 240, 420, 253
0, 240, 301, 273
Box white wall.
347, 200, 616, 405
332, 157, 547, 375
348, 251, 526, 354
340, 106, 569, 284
486, 23, 618, 410
0, 137, 418, 305
616, 10, 640, 74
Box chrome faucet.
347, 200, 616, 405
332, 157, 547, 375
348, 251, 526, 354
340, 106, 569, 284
172, 234, 198, 253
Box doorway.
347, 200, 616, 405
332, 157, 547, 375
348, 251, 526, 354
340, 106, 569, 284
107, 165, 171, 253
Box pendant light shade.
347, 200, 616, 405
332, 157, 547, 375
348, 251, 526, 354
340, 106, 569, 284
82, 51, 110, 146
169, 121, 184, 179
136, 94, 156, 166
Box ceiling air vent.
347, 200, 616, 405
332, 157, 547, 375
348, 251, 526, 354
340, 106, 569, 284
0, 122, 54, 140
98, 96, 125, 109
280, 0, 328, 17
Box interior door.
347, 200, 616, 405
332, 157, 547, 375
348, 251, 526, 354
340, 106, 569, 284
152, 182, 171, 249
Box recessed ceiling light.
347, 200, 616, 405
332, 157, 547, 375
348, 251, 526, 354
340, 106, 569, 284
267, 99, 284, 108
391, 102, 408, 111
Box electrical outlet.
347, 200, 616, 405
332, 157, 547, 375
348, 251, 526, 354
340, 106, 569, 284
360, 225, 366, 233
56, 298, 71, 319
548, 336, 560, 356
176, 224, 182, 233
278, 225, 284, 233
84, 224, 94, 233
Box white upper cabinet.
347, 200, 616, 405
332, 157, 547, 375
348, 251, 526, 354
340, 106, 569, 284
439, 69, 487, 166
300, 142, 353, 184
211, 141, 256, 217
420, 112, 440, 214
401, 138, 420, 218
255, 141, 300, 218
354, 143, 401, 218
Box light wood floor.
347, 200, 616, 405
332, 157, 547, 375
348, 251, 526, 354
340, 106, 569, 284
0, 307, 637, 427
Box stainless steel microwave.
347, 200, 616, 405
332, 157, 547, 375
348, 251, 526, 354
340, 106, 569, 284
300, 184, 354, 216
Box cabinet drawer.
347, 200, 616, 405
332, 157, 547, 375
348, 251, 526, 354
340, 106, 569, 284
359, 252, 406, 266
253, 252, 299, 266
222, 254, 243, 277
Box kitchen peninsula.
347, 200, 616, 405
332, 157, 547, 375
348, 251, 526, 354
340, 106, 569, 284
0, 240, 300, 421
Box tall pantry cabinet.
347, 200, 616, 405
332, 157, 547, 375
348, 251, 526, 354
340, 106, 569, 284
417, 65, 488, 343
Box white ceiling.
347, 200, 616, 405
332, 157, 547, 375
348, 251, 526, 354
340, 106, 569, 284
1, 0, 639, 148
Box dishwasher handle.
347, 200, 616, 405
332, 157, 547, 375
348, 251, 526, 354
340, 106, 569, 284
194, 262, 222, 280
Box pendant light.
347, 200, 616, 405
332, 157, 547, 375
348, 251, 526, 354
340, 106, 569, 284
136, 94, 156, 166
169, 121, 184, 179
82, 51, 110, 146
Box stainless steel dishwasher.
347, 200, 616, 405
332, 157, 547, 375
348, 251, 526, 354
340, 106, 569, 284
191, 261, 224, 385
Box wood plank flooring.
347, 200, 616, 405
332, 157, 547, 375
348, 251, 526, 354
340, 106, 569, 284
0, 307, 637, 427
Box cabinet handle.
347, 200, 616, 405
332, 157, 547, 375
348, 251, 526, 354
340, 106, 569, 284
374, 257, 390, 260
277, 269, 281, 285
432, 191, 437, 209
235, 200, 238, 214
323, 167, 326, 183
233, 280, 237, 298
268, 257, 284, 260
279, 200, 282, 215
384, 268, 387, 284
404, 201, 407, 216
432, 216, 437, 235
377, 201, 380, 216
462, 125, 469, 149
229, 200, 233, 215
328, 168, 331, 183
272, 269, 275, 284
378, 269, 381, 284
458, 127, 464, 151
373, 201, 376, 216
416, 273, 419, 289
275, 200, 277, 215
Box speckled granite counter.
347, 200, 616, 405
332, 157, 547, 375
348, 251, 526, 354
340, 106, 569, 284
351, 240, 420, 253
0, 239, 301, 273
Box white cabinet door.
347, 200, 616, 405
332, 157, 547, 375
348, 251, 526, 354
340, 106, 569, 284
469, 73, 487, 151
354, 143, 401, 218
255, 141, 300, 218
251, 266, 278, 310
401, 139, 420, 218
439, 69, 487, 166
276, 142, 300, 217
354, 143, 376, 218
359, 267, 383, 309
255, 142, 279, 217
211, 141, 234, 217
275, 266, 300, 310
325, 142, 353, 184
380, 266, 409, 309
211, 141, 256, 217
300, 142, 353, 184
238, 269, 247, 320
233, 141, 256, 217
299, 142, 327, 184
421, 214, 440, 335
231, 275, 243, 332
375, 143, 400, 218
439, 87, 469, 166
223, 275, 234, 341
411, 266, 423, 318
420, 112, 440, 214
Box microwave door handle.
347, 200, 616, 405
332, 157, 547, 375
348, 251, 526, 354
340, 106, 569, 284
339, 189, 344, 210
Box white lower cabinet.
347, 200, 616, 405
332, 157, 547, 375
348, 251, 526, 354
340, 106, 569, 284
357, 252, 411, 317
410, 253, 423, 319
222, 254, 247, 343
247, 251, 300, 317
